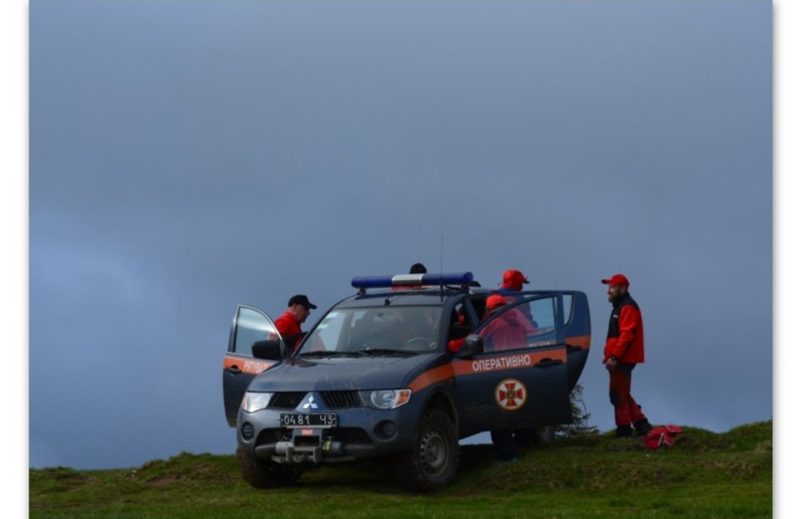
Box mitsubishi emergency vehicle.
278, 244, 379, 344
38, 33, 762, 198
222, 272, 591, 491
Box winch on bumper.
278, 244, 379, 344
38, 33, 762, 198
263, 429, 371, 464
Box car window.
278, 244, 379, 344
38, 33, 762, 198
298, 306, 443, 354
478, 295, 561, 352
447, 302, 472, 341
310, 311, 346, 351
234, 307, 281, 354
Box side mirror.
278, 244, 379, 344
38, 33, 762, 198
252, 339, 284, 361
455, 334, 483, 359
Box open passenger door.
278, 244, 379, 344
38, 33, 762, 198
222, 305, 284, 427
453, 292, 587, 436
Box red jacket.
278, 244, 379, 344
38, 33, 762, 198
480, 310, 528, 351
603, 295, 644, 364
274, 310, 303, 351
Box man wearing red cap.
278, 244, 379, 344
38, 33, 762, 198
501, 269, 529, 291
500, 269, 537, 332
601, 274, 652, 437
274, 294, 317, 354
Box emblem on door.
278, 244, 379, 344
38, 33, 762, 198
495, 378, 528, 411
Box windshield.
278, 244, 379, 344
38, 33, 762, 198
297, 305, 443, 355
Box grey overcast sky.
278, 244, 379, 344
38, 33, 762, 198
29, 0, 771, 469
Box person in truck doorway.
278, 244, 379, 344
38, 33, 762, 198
481, 294, 528, 461
274, 294, 317, 354
602, 273, 653, 438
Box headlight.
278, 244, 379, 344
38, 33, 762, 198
362, 389, 412, 410
241, 392, 273, 413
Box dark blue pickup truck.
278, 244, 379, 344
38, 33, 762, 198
223, 272, 591, 491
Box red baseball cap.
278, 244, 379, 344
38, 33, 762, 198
601, 273, 630, 286
486, 294, 507, 310
502, 269, 530, 288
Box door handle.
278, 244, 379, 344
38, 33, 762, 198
225, 365, 242, 374
534, 358, 563, 368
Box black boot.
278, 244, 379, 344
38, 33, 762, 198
634, 419, 653, 436
615, 425, 633, 438
491, 430, 518, 462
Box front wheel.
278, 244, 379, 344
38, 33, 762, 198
397, 409, 459, 492
236, 447, 300, 489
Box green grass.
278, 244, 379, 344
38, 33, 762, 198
30, 421, 772, 518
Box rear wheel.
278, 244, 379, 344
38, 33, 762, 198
397, 409, 459, 492
236, 447, 300, 489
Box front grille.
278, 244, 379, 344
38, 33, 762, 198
321, 391, 363, 409
269, 392, 306, 409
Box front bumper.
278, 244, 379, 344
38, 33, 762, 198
237, 404, 421, 465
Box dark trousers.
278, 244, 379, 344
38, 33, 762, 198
490, 430, 517, 461
609, 363, 647, 427
490, 428, 535, 460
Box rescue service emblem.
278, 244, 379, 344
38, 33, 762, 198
495, 378, 527, 411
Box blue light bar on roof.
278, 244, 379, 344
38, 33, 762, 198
351, 272, 474, 289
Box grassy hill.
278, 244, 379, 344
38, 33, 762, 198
30, 421, 771, 518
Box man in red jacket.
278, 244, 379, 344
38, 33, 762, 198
602, 274, 652, 438
274, 294, 317, 354
499, 268, 538, 331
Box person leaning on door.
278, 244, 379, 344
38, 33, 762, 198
273, 294, 317, 354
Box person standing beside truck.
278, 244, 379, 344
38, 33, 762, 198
601, 273, 653, 438
500, 269, 537, 329
496, 271, 538, 449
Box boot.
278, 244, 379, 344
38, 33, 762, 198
634, 419, 653, 436
615, 425, 633, 438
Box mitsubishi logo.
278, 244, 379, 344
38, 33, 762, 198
301, 395, 318, 410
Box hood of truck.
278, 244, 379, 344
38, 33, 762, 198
247, 353, 439, 392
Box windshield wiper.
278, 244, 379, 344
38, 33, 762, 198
355, 347, 418, 357
298, 351, 363, 358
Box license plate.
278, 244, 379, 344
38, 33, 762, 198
280, 413, 337, 428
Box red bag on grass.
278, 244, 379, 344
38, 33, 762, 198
643, 425, 683, 450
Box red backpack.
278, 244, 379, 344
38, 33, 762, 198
643, 425, 683, 450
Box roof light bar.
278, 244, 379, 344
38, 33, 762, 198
351, 272, 474, 289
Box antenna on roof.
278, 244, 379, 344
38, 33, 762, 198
440, 234, 444, 273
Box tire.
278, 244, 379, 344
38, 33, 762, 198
236, 447, 300, 489
397, 409, 459, 492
